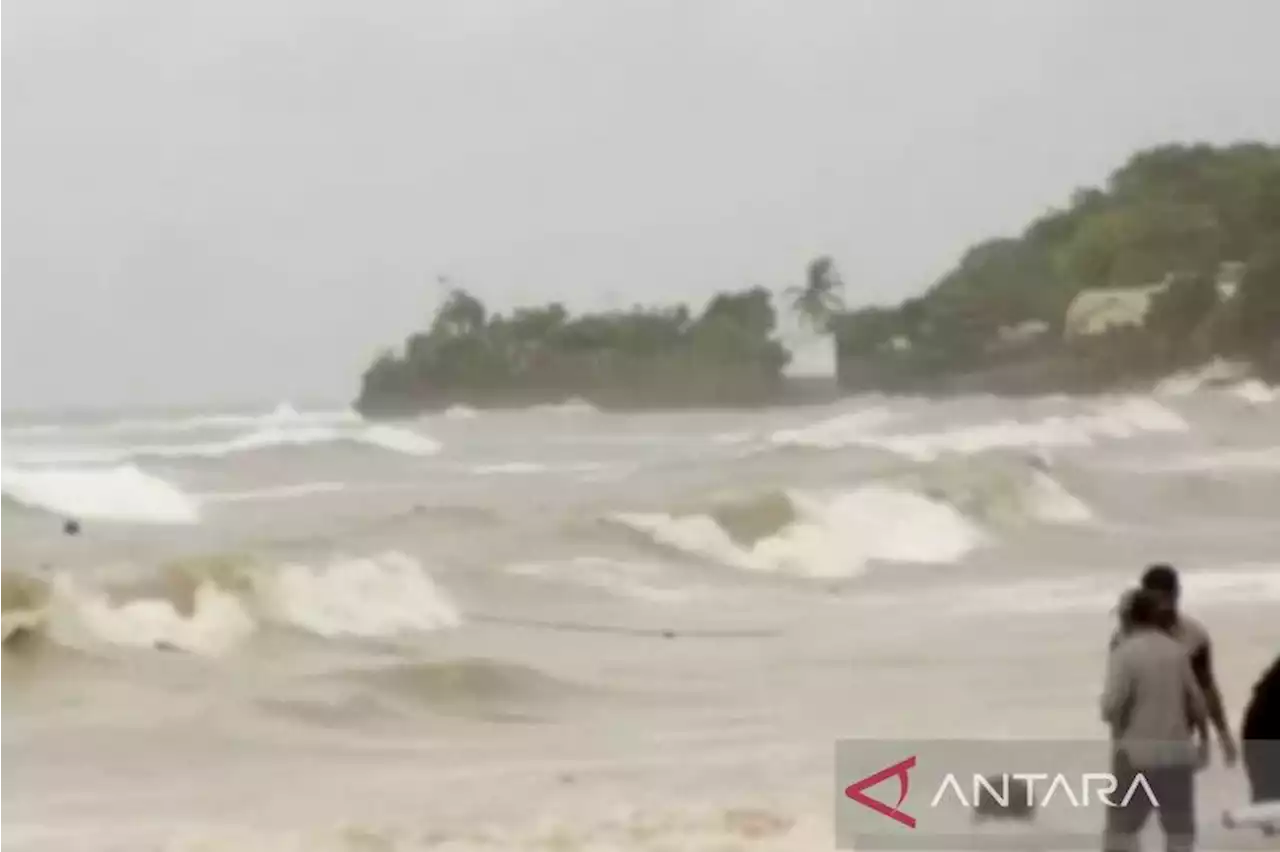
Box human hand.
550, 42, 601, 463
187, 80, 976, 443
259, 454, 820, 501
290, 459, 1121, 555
1195, 738, 1211, 771
1219, 735, 1238, 768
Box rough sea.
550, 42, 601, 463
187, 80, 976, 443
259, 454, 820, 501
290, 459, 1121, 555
3, 377, 1278, 851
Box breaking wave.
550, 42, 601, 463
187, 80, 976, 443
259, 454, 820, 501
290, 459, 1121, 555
612, 485, 985, 578
2, 402, 359, 438
770, 396, 1186, 459
1154, 359, 1251, 397
7, 422, 441, 467
1232, 379, 1279, 405
1, 551, 460, 656
607, 455, 1092, 579
1, 464, 200, 524
892, 458, 1094, 527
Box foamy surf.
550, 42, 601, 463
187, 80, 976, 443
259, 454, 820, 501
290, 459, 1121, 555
771, 396, 1187, 459
1154, 359, 1251, 397
1232, 379, 1279, 405
1026, 471, 1094, 523
256, 551, 461, 639
893, 458, 1094, 528
767, 406, 898, 450
44, 575, 256, 656
442, 404, 479, 419
3, 551, 460, 656
614, 485, 984, 578
2, 402, 359, 438
1, 465, 200, 524
6, 422, 441, 467
199, 482, 348, 504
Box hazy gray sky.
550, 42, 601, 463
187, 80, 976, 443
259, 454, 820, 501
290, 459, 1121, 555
4, 0, 1279, 411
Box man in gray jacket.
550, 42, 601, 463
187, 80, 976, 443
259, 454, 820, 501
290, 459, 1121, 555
1102, 589, 1208, 852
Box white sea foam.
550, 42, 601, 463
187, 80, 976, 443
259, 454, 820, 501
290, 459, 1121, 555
442, 404, 479, 419
1231, 379, 1279, 405
1155, 359, 1251, 397
199, 482, 348, 504
2, 402, 359, 438
7, 422, 441, 466
614, 485, 984, 578
23, 552, 460, 655
254, 551, 461, 639
530, 397, 598, 415
772, 397, 1187, 459
46, 576, 256, 656
1, 465, 200, 524
767, 406, 898, 450
1026, 471, 1094, 524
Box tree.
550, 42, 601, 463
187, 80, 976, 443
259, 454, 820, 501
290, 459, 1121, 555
826, 142, 1280, 391
1234, 243, 1280, 357
354, 285, 794, 415
429, 288, 487, 338
1144, 273, 1220, 367
786, 256, 845, 333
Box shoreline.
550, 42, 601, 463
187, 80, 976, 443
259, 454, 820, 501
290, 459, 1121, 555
354, 361, 1272, 419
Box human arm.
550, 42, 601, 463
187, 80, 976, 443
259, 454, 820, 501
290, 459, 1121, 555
1191, 638, 1237, 766
1182, 655, 1211, 767
1101, 648, 1132, 728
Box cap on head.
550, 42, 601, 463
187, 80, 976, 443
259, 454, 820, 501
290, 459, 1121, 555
1140, 563, 1180, 600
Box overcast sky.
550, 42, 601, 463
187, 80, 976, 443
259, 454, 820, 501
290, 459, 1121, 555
4, 0, 1279, 411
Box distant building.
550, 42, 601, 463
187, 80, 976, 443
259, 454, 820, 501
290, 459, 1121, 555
1062, 261, 1243, 340
1063, 283, 1168, 339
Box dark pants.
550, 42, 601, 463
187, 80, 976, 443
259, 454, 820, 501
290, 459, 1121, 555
1103, 750, 1195, 852
1243, 739, 1280, 803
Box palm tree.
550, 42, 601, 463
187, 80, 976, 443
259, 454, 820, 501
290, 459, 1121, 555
786, 256, 846, 333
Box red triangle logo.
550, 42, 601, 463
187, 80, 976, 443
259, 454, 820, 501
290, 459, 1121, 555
845, 755, 917, 828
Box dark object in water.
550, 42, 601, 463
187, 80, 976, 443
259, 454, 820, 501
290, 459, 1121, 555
63, 519, 81, 536
153, 641, 182, 653
972, 774, 1037, 822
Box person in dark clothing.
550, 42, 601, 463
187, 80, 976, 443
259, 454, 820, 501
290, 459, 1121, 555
1241, 654, 1280, 805
1139, 564, 1238, 768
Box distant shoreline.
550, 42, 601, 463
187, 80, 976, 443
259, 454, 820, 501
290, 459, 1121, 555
354, 360, 1272, 419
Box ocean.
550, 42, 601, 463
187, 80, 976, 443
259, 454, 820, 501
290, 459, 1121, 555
2, 381, 1278, 851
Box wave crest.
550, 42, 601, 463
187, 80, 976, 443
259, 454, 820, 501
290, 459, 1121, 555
2, 551, 460, 656
613, 485, 984, 578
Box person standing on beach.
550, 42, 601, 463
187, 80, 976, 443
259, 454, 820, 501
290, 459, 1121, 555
1138, 564, 1239, 769
1101, 589, 1208, 852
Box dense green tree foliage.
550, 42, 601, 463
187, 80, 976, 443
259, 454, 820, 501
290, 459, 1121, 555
834, 143, 1280, 389
356, 286, 792, 414
356, 143, 1279, 412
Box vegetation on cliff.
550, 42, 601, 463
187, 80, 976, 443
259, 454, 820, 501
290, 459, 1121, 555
832, 143, 1280, 390
356, 286, 793, 414
356, 143, 1278, 412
